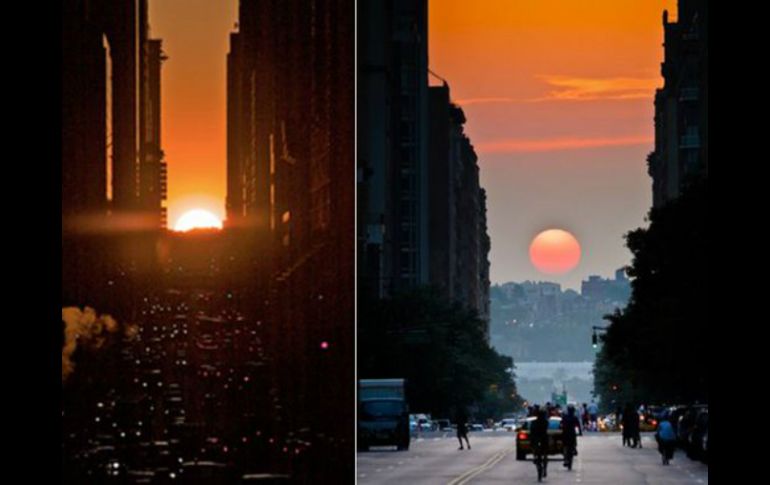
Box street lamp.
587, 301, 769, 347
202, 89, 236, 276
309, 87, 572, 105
592, 326, 608, 349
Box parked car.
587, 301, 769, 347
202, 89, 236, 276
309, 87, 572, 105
677, 405, 707, 448
469, 423, 485, 432
687, 409, 708, 460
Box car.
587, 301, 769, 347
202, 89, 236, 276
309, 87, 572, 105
469, 423, 485, 432
515, 417, 564, 460
677, 405, 707, 447
435, 419, 452, 431
499, 418, 518, 432
417, 417, 435, 431
687, 408, 708, 460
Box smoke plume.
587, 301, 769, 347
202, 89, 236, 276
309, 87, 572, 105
61, 307, 137, 384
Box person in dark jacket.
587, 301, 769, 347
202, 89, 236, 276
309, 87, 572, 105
531, 410, 550, 477
456, 409, 471, 450
560, 405, 582, 465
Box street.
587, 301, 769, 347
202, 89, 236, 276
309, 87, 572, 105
357, 432, 708, 485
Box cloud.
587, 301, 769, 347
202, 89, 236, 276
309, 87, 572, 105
454, 76, 659, 106
454, 97, 524, 106
534, 75, 660, 102
476, 135, 653, 154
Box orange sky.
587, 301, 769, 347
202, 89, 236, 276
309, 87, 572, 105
148, 0, 237, 228
429, 0, 676, 289
147, 0, 676, 289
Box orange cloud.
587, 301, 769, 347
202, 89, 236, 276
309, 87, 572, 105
534, 75, 660, 101
454, 96, 523, 106
454, 76, 660, 106
476, 135, 653, 154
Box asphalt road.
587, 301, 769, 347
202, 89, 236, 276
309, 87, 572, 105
357, 431, 708, 485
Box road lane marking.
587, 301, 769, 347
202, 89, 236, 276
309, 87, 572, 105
446, 445, 516, 485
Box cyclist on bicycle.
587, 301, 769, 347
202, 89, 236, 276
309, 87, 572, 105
531, 409, 550, 479
560, 405, 583, 468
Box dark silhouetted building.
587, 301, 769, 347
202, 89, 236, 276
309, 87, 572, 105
358, 0, 430, 298
648, 0, 708, 208
63, 0, 163, 311
225, 0, 354, 478
358, 1, 490, 335
139, 39, 168, 229
428, 82, 490, 330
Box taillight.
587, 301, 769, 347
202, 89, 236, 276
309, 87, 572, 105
518, 432, 528, 440
651, 420, 657, 426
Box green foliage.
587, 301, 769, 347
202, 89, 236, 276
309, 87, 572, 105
594, 176, 707, 406
358, 287, 523, 419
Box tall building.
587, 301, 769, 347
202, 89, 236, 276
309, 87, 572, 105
648, 0, 708, 208
139, 39, 168, 229
358, 0, 429, 298
428, 82, 490, 329
225, 0, 354, 476
63, 0, 162, 310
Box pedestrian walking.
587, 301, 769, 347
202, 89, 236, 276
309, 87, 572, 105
655, 414, 676, 465
456, 408, 471, 450
587, 400, 599, 431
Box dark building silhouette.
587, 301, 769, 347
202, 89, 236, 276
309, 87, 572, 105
225, 0, 354, 478
63, 0, 165, 312
358, 0, 430, 298
428, 83, 491, 330
357, 1, 490, 335
648, 0, 708, 207
139, 39, 168, 229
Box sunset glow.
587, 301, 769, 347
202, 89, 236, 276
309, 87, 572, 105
529, 229, 581, 274
429, 0, 675, 288
173, 209, 222, 232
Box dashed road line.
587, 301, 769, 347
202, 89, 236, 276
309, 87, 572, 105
446, 446, 516, 485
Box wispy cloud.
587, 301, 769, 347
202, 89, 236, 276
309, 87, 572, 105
454, 75, 659, 106
535, 75, 659, 101
454, 96, 524, 106
476, 135, 653, 154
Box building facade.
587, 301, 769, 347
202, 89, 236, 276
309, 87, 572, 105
428, 83, 490, 328
63, 0, 165, 311
225, 0, 354, 477
358, 0, 430, 299
648, 0, 708, 208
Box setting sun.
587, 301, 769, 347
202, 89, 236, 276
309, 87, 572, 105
173, 209, 223, 232
529, 229, 581, 274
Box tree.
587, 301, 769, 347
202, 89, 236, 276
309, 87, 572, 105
595, 175, 707, 406
358, 287, 523, 419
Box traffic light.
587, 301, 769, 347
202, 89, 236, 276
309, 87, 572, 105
592, 332, 598, 349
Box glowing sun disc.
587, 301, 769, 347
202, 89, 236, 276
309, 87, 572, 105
173, 209, 223, 232
529, 229, 581, 274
